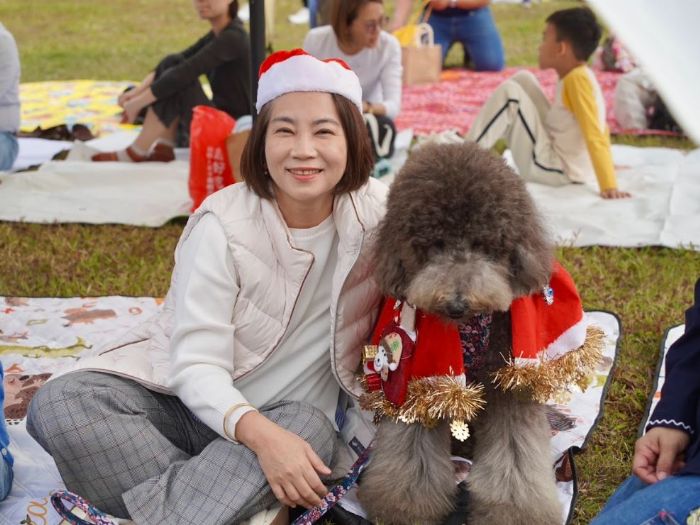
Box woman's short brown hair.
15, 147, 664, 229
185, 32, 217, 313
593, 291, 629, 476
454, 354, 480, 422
240, 93, 374, 200
330, 0, 383, 46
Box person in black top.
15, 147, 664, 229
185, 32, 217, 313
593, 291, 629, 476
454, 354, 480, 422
93, 0, 251, 162
592, 278, 700, 524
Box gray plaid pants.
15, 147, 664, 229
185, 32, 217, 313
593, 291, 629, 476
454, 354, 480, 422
27, 371, 337, 524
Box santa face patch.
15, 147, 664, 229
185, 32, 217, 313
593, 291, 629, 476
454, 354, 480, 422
377, 323, 416, 405
374, 331, 403, 379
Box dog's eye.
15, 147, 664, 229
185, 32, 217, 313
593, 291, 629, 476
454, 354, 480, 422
428, 240, 445, 255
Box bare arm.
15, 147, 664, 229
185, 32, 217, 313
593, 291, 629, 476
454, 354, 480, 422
386, 0, 415, 32
122, 87, 157, 123
118, 71, 155, 108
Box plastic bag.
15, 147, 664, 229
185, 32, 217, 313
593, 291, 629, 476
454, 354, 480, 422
189, 105, 236, 212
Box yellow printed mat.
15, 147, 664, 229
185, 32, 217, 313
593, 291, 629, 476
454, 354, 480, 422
20, 80, 139, 136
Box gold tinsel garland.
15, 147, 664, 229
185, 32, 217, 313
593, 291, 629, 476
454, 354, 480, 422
360, 325, 606, 425
359, 376, 485, 427
492, 325, 606, 403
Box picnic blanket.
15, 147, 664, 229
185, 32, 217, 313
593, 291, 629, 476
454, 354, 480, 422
522, 145, 700, 248
20, 80, 138, 137
396, 67, 667, 137
2, 141, 698, 247
0, 297, 619, 524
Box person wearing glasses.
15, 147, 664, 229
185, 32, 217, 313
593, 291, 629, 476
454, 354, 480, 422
304, 0, 402, 161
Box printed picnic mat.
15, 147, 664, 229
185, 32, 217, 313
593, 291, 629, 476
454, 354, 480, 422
396, 66, 665, 137
0, 298, 620, 524
19, 80, 138, 137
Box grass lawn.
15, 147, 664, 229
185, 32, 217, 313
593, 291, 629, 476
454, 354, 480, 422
1, 1, 699, 523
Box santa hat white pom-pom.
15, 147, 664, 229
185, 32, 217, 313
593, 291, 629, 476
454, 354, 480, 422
255, 48, 363, 114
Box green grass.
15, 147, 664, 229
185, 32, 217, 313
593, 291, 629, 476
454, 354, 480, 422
1, 1, 699, 523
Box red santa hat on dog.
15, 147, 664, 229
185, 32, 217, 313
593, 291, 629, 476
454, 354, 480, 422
255, 48, 363, 113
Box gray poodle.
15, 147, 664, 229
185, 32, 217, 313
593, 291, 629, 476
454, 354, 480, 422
357, 143, 567, 525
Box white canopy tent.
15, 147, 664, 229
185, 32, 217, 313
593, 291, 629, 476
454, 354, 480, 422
587, 0, 700, 144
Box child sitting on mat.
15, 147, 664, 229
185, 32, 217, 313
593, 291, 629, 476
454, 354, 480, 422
466, 7, 630, 200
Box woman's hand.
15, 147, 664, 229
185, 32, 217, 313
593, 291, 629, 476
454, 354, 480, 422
118, 89, 137, 109
236, 411, 331, 509
632, 426, 690, 484
118, 71, 156, 108
121, 88, 157, 124
122, 98, 145, 124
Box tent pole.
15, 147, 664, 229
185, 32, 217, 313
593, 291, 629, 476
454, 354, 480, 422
249, 0, 266, 118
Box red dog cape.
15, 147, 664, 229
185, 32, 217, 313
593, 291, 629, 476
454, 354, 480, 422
360, 263, 604, 435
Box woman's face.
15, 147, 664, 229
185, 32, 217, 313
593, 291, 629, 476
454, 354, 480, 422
348, 2, 385, 49
192, 0, 231, 20
264, 92, 348, 225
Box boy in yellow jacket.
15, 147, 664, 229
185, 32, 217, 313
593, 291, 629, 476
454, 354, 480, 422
466, 7, 630, 199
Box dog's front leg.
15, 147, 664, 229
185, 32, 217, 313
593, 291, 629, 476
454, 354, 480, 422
358, 419, 457, 525
467, 387, 562, 525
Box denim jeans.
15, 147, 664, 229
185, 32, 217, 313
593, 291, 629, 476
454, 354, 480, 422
591, 474, 700, 525
308, 0, 319, 28
0, 130, 19, 171
0, 457, 12, 500
428, 7, 505, 71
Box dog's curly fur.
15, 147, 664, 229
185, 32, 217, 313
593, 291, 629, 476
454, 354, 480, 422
358, 143, 561, 525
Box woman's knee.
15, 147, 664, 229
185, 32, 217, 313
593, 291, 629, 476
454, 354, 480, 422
27, 372, 128, 448
266, 401, 337, 463
155, 53, 184, 75
27, 373, 83, 447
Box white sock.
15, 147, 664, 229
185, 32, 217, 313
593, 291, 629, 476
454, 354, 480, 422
115, 144, 147, 162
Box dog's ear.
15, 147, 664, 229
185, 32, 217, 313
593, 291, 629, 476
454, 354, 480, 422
509, 243, 553, 297
375, 251, 408, 299
371, 233, 408, 298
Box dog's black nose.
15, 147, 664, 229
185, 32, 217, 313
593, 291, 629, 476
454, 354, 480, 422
445, 300, 466, 319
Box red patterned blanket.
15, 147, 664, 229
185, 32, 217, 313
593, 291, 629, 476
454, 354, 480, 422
396, 67, 671, 137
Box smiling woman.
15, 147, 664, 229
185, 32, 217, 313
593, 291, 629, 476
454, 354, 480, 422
26, 49, 387, 525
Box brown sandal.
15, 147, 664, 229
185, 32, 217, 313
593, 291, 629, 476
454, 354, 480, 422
147, 142, 175, 162
91, 146, 148, 162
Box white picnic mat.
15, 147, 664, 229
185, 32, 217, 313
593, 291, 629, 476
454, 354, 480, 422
4, 136, 697, 242
0, 297, 619, 523
0, 130, 413, 228
522, 146, 700, 249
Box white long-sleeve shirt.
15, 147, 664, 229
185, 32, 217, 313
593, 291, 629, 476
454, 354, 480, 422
303, 26, 403, 119
0, 23, 20, 133
169, 213, 341, 440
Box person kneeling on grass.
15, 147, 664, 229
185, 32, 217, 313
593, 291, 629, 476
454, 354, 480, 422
591, 278, 700, 524
465, 7, 630, 200
27, 49, 387, 524
92, 0, 251, 163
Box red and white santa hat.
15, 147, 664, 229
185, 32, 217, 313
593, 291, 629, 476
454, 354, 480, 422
510, 261, 589, 365
255, 48, 363, 113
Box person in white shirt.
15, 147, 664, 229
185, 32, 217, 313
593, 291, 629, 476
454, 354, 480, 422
304, 0, 402, 159
0, 23, 20, 172
27, 49, 388, 525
